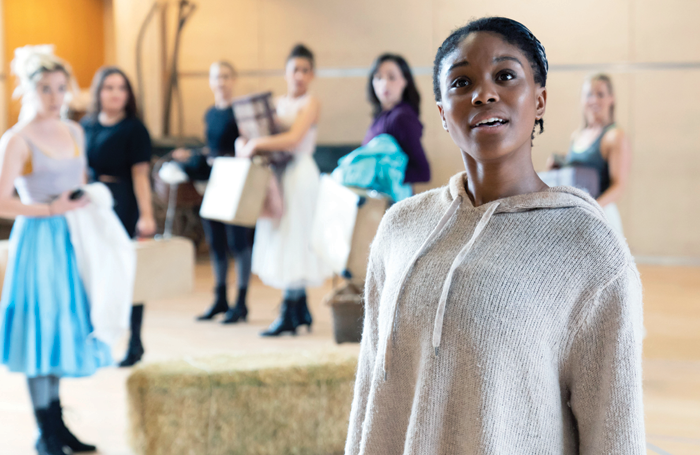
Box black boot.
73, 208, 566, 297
196, 284, 229, 320
34, 408, 66, 455
222, 288, 248, 324
119, 304, 145, 368
296, 294, 313, 332
49, 400, 96, 453
260, 298, 299, 337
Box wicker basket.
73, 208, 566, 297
324, 283, 364, 344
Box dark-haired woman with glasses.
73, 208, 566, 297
81, 66, 154, 367
364, 54, 431, 186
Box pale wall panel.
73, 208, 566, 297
625, 70, 700, 256
434, 0, 631, 65
312, 77, 370, 144
112, 0, 164, 136
178, 0, 261, 72
634, 0, 700, 62
259, 0, 434, 69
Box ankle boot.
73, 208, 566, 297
260, 298, 299, 337
197, 284, 229, 320
49, 400, 96, 453
296, 294, 313, 332
222, 288, 248, 324
119, 304, 145, 367
34, 408, 66, 455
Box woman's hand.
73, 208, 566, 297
136, 214, 157, 237
235, 137, 256, 158
49, 191, 89, 216
171, 148, 192, 162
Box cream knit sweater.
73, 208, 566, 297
345, 172, 645, 454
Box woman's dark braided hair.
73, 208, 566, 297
432, 17, 548, 138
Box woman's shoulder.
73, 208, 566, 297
377, 186, 450, 236
79, 115, 98, 129
122, 116, 150, 137
386, 103, 420, 124
551, 202, 633, 271
0, 126, 29, 151
602, 124, 626, 145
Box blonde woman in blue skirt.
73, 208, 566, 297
0, 46, 109, 455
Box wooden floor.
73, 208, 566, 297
0, 263, 698, 455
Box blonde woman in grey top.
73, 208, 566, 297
0, 46, 104, 455
346, 18, 644, 455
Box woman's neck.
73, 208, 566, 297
214, 94, 233, 109
381, 100, 401, 112
289, 88, 308, 99
462, 148, 547, 206
585, 115, 612, 130
99, 110, 125, 126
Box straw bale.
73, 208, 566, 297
127, 351, 358, 455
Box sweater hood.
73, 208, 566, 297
382, 172, 607, 381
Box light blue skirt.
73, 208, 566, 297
0, 216, 112, 378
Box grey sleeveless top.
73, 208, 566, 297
565, 123, 615, 195
14, 123, 86, 205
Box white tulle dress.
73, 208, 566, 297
252, 94, 331, 289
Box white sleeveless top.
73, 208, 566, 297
276, 94, 317, 157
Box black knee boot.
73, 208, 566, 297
260, 298, 298, 337
222, 287, 248, 324
196, 284, 229, 320
119, 304, 145, 367
296, 294, 313, 332
49, 399, 96, 453
34, 408, 65, 455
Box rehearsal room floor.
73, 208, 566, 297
0, 262, 699, 455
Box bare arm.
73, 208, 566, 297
597, 129, 631, 207
132, 162, 156, 236
239, 96, 320, 157
0, 132, 84, 218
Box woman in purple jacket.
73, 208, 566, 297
364, 54, 431, 185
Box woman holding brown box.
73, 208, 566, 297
237, 44, 330, 337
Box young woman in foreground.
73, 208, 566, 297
346, 17, 644, 454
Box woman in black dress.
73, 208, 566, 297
81, 66, 155, 366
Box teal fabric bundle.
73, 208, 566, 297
331, 134, 412, 202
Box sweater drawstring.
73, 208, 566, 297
382, 196, 462, 381
432, 202, 499, 356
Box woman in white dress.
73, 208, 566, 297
237, 44, 330, 336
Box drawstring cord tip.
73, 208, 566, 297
383, 370, 388, 381
434, 347, 439, 356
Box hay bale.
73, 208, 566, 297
127, 351, 358, 455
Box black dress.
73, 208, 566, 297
81, 116, 152, 238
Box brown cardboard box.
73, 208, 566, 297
199, 157, 272, 227
311, 176, 390, 285
132, 237, 195, 302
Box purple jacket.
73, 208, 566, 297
362, 102, 431, 184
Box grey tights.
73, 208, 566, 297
27, 375, 60, 411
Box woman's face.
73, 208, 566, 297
100, 73, 129, 114
35, 70, 68, 118
582, 79, 613, 125
285, 57, 314, 96
372, 60, 407, 111
437, 32, 546, 163
209, 63, 235, 100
